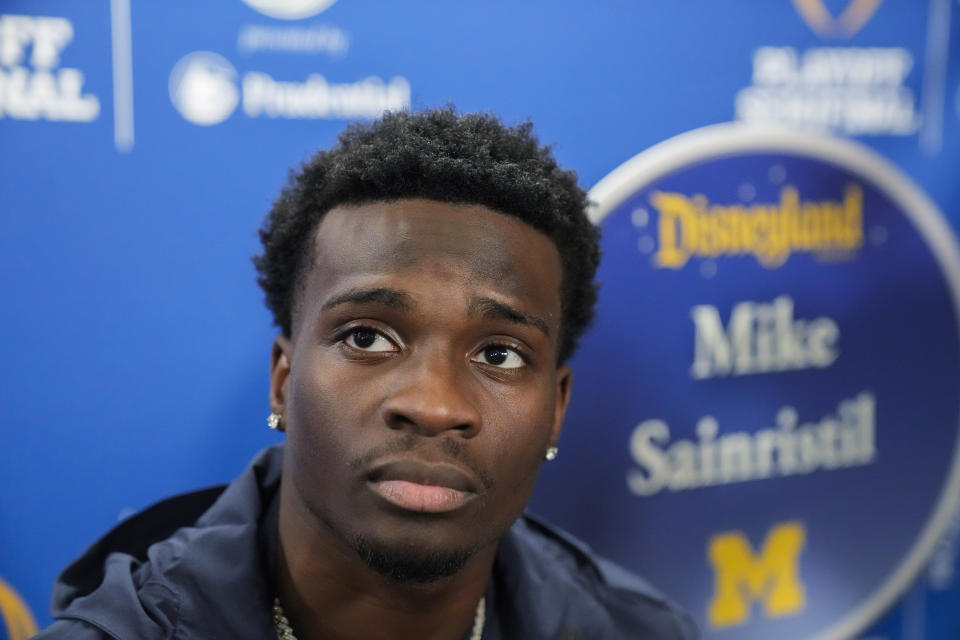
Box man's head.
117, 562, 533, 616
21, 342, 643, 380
253, 107, 599, 365
255, 109, 601, 585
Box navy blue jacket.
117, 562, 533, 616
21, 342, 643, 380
34, 446, 697, 639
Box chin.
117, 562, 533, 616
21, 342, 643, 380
351, 533, 479, 583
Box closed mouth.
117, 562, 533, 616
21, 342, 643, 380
367, 459, 479, 513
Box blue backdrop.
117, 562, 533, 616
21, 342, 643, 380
2, 2, 959, 639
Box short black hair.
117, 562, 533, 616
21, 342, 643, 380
253, 107, 600, 364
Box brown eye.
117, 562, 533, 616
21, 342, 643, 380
472, 345, 524, 369
344, 327, 396, 352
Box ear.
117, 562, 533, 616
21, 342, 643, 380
548, 364, 573, 448
269, 334, 293, 431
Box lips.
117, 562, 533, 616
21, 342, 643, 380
367, 459, 479, 513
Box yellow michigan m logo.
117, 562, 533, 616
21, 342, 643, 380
0, 578, 38, 640
707, 521, 806, 628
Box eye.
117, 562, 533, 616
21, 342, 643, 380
472, 345, 525, 369
343, 327, 397, 352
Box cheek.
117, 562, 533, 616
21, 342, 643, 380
486, 391, 556, 497
285, 360, 364, 485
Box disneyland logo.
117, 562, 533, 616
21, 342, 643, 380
649, 184, 864, 270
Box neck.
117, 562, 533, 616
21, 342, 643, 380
276, 478, 495, 640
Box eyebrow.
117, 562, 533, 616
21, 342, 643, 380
468, 297, 551, 337
321, 287, 414, 312
320, 289, 550, 338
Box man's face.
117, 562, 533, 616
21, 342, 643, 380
271, 198, 571, 581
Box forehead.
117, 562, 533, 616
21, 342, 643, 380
297, 198, 563, 326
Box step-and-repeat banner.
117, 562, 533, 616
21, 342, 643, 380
2, 2, 958, 639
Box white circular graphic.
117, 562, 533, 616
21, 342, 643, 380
240, 0, 338, 19
587, 123, 960, 640
168, 52, 239, 126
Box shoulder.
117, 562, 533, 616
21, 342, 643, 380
39, 446, 284, 640
31, 619, 114, 639
498, 514, 698, 640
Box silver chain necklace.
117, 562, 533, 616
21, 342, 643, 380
272, 596, 485, 640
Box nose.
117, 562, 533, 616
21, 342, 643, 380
380, 348, 482, 438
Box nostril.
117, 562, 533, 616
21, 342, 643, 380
385, 410, 418, 431
380, 395, 480, 437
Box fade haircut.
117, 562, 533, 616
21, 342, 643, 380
253, 107, 600, 364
